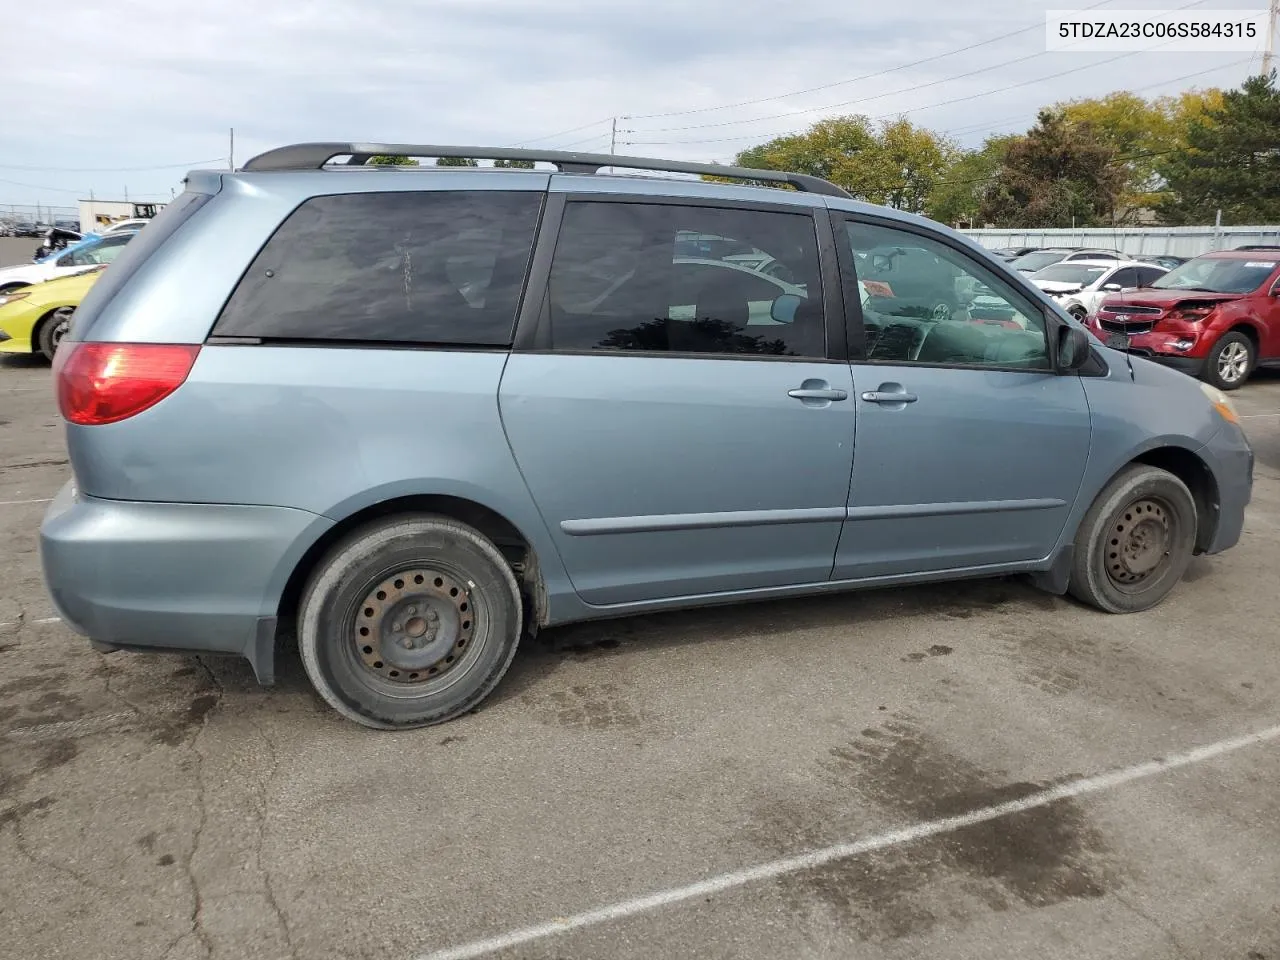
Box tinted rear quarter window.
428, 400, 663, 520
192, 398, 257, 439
214, 191, 543, 346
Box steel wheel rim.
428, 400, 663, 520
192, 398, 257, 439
931, 302, 952, 320
1217, 341, 1249, 382
1105, 497, 1178, 592
344, 564, 486, 698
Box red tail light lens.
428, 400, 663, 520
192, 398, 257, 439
54, 342, 200, 425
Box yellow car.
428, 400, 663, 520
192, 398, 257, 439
0, 266, 105, 361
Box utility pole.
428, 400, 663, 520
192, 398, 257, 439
610, 117, 617, 155
1263, 0, 1278, 78
229, 128, 235, 171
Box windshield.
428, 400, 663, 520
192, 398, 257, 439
1150, 256, 1279, 294
1033, 263, 1110, 285
1010, 250, 1068, 271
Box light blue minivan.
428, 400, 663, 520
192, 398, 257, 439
40, 144, 1254, 729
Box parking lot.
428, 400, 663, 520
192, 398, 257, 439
1, 352, 1278, 960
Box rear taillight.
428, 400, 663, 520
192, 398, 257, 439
54, 342, 200, 425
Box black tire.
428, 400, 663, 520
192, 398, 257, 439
298, 515, 522, 729
1202, 331, 1255, 391
1068, 306, 1088, 322
1067, 465, 1197, 614
36, 307, 73, 362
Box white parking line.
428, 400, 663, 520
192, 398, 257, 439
413, 721, 1280, 960
0, 616, 61, 628
0, 498, 52, 506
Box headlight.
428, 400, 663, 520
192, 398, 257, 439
0, 290, 31, 308
1199, 381, 1240, 425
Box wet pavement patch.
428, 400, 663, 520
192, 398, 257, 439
752, 712, 1117, 941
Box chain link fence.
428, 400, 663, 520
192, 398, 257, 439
0, 203, 81, 237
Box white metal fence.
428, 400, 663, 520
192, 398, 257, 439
959, 225, 1280, 259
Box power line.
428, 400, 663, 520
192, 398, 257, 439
624, 0, 1118, 121
626, 0, 1213, 147
504, 118, 614, 148
627, 32, 1234, 146
0, 158, 225, 173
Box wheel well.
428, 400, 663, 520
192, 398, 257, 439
1131, 447, 1219, 552
30, 306, 68, 350
1226, 323, 1259, 349
275, 494, 547, 634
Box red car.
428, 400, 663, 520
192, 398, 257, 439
1089, 248, 1280, 390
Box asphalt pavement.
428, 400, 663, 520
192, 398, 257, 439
2, 352, 1279, 960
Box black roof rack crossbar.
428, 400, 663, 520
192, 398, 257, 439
238, 142, 852, 199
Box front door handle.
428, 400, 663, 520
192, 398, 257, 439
860, 390, 918, 404
788, 387, 849, 401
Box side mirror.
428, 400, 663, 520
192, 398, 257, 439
770, 293, 802, 323
1057, 324, 1091, 372
1101, 282, 1122, 292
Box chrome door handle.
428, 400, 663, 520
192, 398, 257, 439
788, 387, 848, 401
861, 390, 918, 404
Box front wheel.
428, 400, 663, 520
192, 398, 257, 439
1068, 465, 1197, 613
298, 515, 523, 729
1203, 332, 1254, 391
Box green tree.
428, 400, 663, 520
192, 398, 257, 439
1054, 87, 1225, 220
366, 155, 419, 166
978, 110, 1125, 228
729, 115, 958, 214
925, 135, 1017, 226
1156, 72, 1280, 225
435, 156, 479, 167
493, 158, 536, 169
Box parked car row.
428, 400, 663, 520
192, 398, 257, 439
988, 244, 1189, 273
0, 227, 143, 360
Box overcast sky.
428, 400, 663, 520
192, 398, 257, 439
0, 0, 1268, 212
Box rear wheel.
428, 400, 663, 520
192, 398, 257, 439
1203, 331, 1254, 391
298, 515, 523, 729
36, 307, 73, 362
1068, 465, 1197, 613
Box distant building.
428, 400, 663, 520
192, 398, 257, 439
77, 199, 166, 233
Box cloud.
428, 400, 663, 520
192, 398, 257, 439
0, 0, 1262, 208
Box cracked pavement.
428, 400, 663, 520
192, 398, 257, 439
2, 353, 1280, 960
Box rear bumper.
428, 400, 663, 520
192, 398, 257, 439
39, 482, 333, 682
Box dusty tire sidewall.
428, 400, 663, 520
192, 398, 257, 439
299, 518, 521, 729
1073, 468, 1196, 613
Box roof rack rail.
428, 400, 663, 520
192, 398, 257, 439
1233, 244, 1280, 251
238, 142, 853, 199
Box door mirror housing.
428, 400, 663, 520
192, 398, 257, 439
1056, 324, 1091, 373
1101, 282, 1122, 292
770, 293, 802, 324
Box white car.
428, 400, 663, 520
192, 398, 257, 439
1029, 259, 1169, 320
0, 231, 137, 293
100, 218, 153, 235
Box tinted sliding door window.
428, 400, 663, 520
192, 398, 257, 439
544, 201, 826, 358
213, 191, 543, 345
